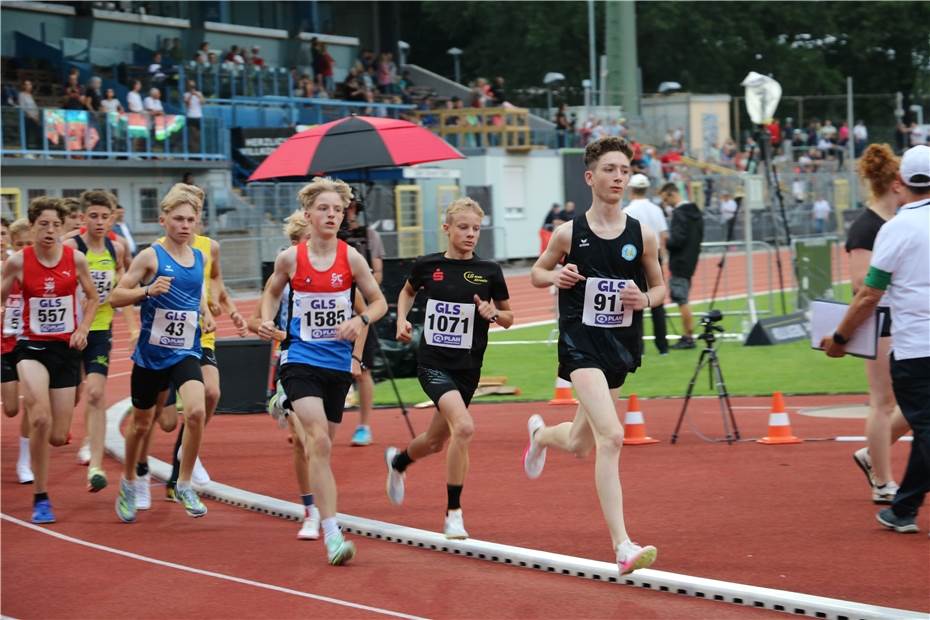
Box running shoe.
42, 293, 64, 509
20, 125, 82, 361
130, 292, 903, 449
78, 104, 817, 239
298, 505, 321, 540
32, 499, 55, 524
175, 484, 208, 518
165, 483, 177, 502
384, 446, 405, 505
87, 467, 108, 493
876, 508, 919, 533
852, 447, 876, 488
443, 509, 469, 540
523, 414, 547, 479
873, 481, 900, 505
76, 441, 91, 466
351, 425, 372, 446
616, 539, 657, 575
192, 457, 211, 486
135, 474, 152, 510
16, 460, 34, 484
325, 531, 356, 566
268, 381, 289, 429
671, 337, 696, 350
115, 478, 136, 523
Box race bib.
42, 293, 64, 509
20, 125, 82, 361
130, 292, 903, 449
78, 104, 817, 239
149, 308, 197, 349
424, 298, 475, 349
3, 295, 23, 337
28, 296, 75, 335
90, 269, 114, 304
582, 278, 633, 328
297, 291, 351, 341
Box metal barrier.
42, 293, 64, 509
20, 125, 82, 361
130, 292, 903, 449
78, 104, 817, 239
410, 107, 533, 149
0, 107, 226, 160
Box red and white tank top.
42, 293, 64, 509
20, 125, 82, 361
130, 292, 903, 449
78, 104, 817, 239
21, 245, 78, 342
2, 279, 23, 354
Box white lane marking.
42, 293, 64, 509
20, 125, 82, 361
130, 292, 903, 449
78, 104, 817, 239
1, 513, 429, 620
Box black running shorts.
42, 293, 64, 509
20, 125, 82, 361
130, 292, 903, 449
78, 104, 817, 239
417, 366, 481, 408
15, 340, 81, 389
131, 356, 203, 410
279, 363, 353, 424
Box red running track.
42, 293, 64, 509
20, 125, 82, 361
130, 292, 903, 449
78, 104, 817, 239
3, 395, 926, 618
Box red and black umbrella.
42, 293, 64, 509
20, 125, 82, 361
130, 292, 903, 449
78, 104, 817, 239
249, 115, 464, 181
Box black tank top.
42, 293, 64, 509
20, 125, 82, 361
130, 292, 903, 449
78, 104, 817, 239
558, 213, 646, 372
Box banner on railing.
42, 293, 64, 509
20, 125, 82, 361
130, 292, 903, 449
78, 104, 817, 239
44, 109, 100, 151
107, 112, 186, 141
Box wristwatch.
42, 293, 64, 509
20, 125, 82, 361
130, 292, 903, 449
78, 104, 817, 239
358, 314, 370, 326
832, 331, 848, 345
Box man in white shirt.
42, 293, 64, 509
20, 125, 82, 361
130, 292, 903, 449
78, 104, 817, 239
623, 174, 669, 354
823, 144, 930, 535
126, 80, 144, 113
812, 196, 832, 234
143, 88, 164, 116
719, 191, 738, 224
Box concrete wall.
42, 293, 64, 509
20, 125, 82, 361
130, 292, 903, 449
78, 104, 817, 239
1, 8, 71, 56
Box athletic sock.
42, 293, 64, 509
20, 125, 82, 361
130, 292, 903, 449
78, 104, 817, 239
321, 517, 340, 540
447, 484, 463, 511
169, 424, 184, 485
176, 480, 192, 492
301, 493, 315, 518
18, 436, 30, 459
136, 462, 149, 477
34, 492, 49, 505
392, 449, 414, 473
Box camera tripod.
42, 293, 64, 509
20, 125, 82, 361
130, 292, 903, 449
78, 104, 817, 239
670, 321, 740, 445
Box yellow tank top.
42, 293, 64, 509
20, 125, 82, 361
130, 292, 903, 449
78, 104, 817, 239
157, 234, 215, 349
86, 245, 117, 332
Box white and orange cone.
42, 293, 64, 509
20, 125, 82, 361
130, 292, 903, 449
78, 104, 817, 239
622, 394, 660, 445
548, 377, 578, 406
757, 392, 803, 445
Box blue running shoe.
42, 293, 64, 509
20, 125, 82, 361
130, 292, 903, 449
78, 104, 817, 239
175, 484, 208, 518
351, 425, 372, 446
32, 499, 56, 524
115, 478, 136, 523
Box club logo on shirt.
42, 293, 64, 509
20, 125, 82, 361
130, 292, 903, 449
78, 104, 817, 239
463, 271, 487, 285
620, 243, 638, 261
62, 270, 71, 277
330, 273, 344, 289
43, 277, 55, 294
432, 269, 444, 282
579, 238, 590, 248
164, 264, 174, 272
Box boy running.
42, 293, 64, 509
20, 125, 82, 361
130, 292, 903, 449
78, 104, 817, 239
523, 137, 666, 575
1, 197, 99, 523
258, 178, 386, 565
385, 198, 513, 539
109, 183, 214, 523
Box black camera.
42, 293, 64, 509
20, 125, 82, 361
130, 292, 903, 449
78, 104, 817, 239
701, 309, 723, 325
699, 309, 725, 343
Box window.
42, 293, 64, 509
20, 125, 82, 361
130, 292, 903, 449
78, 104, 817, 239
62, 189, 84, 199
502, 165, 526, 219
27, 189, 47, 203
139, 187, 159, 223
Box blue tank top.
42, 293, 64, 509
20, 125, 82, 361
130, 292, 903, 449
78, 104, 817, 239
132, 244, 204, 370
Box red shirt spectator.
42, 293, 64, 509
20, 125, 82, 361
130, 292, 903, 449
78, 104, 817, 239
767, 120, 782, 146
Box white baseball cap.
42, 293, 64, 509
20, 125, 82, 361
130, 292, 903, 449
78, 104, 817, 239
629, 173, 650, 189
900, 144, 930, 187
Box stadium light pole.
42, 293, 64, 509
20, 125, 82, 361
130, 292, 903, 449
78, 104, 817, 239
398, 40, 410, 68
543, 72, 565, 117
587, 0, 597, 101
447, 47, 462, 83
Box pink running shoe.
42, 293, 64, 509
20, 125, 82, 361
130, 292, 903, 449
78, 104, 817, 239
617, 539, 657, 575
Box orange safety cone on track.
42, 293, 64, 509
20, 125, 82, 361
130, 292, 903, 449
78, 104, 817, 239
757, 392, 803, 445
622, 394, 660, 445
548, 377, 578, 406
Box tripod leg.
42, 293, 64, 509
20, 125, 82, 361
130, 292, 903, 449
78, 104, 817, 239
712, 354, 740, 441
671, 349, 710, 444
372, 333, 416, 439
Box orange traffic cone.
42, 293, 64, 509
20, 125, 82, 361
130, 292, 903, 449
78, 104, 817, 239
548, 377, 578, 406
757, 392, 803, 445
622, 394, 659, 445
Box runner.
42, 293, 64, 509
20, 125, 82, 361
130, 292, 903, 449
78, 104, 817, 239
523, 136, 666, 575
60, 197, 82, 235
1, 197, 99, 524
109, 183, 214, 523
384, 197, 513, 539
258, 178, 386, 565
2, 218, 34, 484
64, 190, 136, 492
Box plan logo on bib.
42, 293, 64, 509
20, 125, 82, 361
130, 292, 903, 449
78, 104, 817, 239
620, 243, 637, 261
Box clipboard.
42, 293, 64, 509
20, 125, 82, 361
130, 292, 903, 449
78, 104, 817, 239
809, 299, 881, 359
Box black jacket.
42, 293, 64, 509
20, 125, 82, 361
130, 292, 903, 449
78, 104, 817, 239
666, 202, 704, 278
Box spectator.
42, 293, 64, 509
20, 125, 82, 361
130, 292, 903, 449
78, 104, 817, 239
16, 80, 40, 148
63, 86, 85, 110
555, 103, 571, 148
195, 41, 210, 65
813, 196, 832, 234
126, 80, 144, 113
310, 38, 323, 85
63, 67, 82, 94
251, 46, 265, 68
542, 202, 562, 231
838, 120, 850, 147
111, 204, 137, 255
909, 121, 927, 147
558, 200, 576, 222
166, 37, 183, 64
376, 51, 397, 95
490, 76, 506, 106
359, 49, 376, 72
143, 88, 164, 116
660, 182, 704, 349
225, 45, 244, 65
100, 88, 123, 113
184, 80, 204, 146
318, 43, 335, 93
853, 120, 869, 157
148, 52, 167, 84
719, 190, 738, 224
84, 76, 103, 112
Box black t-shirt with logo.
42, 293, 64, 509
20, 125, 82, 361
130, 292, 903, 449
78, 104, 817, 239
407, 253, 509, 370
844, 208, 885, 253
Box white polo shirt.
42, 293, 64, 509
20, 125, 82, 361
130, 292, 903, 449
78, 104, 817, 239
870, 198, 930, 360
623, 198, 668, 244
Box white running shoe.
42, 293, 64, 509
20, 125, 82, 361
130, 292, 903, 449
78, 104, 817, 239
873, 481, 899, 504
268, 381, 289, 429
617, 539, 658, 575
192, 457, 211, 485
852, 447, 876, 488
76, 441, 91, 466
134, 474, 152, 510
384, 446, 405, 505
297, 505, 321, 540
443, 509, 469, 540
523, 414, 547, 479
16, 460, 34, 484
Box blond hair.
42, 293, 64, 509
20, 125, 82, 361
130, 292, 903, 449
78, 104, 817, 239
283, 209, 310, 242
297, 177, 353, 211
9, 217, 31, 237
444, 197, 484, 224
160, 183, 203, 215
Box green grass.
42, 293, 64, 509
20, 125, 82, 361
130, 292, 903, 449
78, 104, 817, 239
372, 284, 864, 405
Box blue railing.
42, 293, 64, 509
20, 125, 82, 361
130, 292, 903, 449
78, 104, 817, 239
0, 107, 228, 161
203, 96, 415, 129
180, 63, 295, 101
